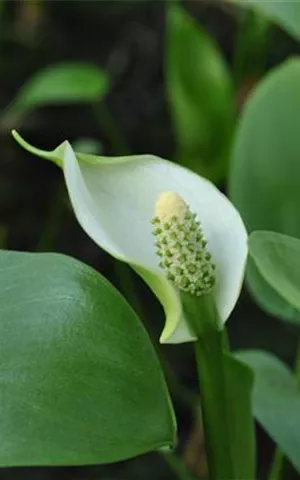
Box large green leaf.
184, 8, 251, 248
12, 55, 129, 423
231, 0, 300, 42
4, 62, 110, 121
166, 4, 233, 181
237, 350, 300, 473
249, 231, 300, 315
0, 250, 176, 467
229, 58, 300, 322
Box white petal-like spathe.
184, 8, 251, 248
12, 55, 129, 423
61, 142, 247, 343
12, 132, 248, 344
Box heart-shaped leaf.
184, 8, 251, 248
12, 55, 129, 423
0, 250, 176, 466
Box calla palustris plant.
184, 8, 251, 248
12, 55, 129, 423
12, 130, 247, 344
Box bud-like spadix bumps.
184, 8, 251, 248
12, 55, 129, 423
152, 192, 216, 296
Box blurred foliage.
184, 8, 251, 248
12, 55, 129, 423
229, 59, 300, 324
232, 9, 270, 87
237, 349, 300, 475
1, 0, 300, 478
231, 0, 300, 42
2, 62, 110, 127
165, 3, 233, 182
54, 0, 145, 18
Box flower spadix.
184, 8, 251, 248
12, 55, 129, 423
12, 130, 248, 344
153, 192, 216, 296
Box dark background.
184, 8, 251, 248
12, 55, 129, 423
0, 1, 300, 478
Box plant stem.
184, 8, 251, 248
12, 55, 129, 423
182, 293, 234, 479
268, 340, 300, 480
194, 334, 233, 479
268, 449, 284, 480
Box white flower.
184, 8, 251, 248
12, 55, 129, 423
12, 131, 248, 344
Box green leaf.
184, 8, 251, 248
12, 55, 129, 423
5, 62, 110, 121
229, 58, 300, 322
0, 250, 176, 467
249, 231, 300, 316
224, 353, 256, 479
231, 0, 300, 42
237, 350, 300, 473
246, 259, 300, 323
165, 4, 234, 181
73, 137, 103, 155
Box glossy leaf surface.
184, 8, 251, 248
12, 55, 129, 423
0, 250, 175, 466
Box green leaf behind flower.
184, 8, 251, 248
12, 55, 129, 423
231, 0, 300, 42
237, 349, 300, 473
4, 62, 110, 123
249, 231, 300, 314
165, 4, 234, 182
229, 59, 300, 324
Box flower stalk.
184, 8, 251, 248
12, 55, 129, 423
152, 191, 234, 478
181, 292, 234, 480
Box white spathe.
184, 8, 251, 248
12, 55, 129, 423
12, 131, 248, 344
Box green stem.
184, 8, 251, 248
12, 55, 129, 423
268, 449, 284, 480
182, 293, 234, 479
194, 335, 233, 479
268, 340, 300, 480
